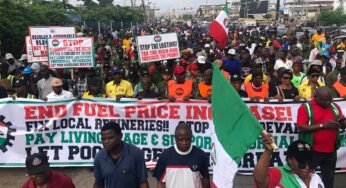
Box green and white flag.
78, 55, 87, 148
211, 64, 264, 188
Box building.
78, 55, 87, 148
196, 4, 238, 20
164, 7, 197, 21
284, 0, 334, 19
334, 0, 346, 13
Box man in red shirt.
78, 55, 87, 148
22, 153, 75, 188
296, 86, 346, 188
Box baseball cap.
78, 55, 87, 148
14, 79, 27, 88
25, 153, 50, 175
286, 140, 313, 164
19, 54, 28, 61
188, 63, 199, 72
204, 43, 211, 48
51, 78, 63, 87
5, 53, 14, 60
111, 66, 122, 74
23, 67, 33, 75
230, 74, 242, 81
174, 66, 185, 75
197, 56, 206, 64
228, 49, 236, 55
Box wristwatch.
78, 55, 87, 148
320, 124, 324, 129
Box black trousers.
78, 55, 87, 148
312, 151, 337, 188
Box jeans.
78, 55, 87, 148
312, 151, 337, 188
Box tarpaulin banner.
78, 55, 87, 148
47, 37, 95, 68
137, 33, 180, 63
29, 26, 76, 57
0, 99, 345, 175
25, 36, 49, 63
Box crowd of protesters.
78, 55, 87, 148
1, 22, 346, 102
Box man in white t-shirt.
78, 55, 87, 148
274, 50, 293, 70
45, 78, 73, 101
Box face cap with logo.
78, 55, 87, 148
286, 140, 313, 165
25, 153, 50, 175
174, 66, 186, 75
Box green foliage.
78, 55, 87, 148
0, 0, 144, 57
317, 8, 346, 26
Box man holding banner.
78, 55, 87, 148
297, 86, 346, 188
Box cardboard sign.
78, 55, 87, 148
25, 36, 49, 62
29, 26, 76, 57
137, 33, 180, 63
47, 37, 95, 68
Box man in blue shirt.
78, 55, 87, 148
93, 122, 149, 188
222, 48, 240, 76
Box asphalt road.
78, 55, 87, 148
0, 168, 345, 188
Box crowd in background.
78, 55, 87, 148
1, 21, 346, 102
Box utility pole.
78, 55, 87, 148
276, 0, 280, 26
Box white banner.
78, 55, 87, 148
29, 26, 76, 57
47, 37, 95, 68
0, 99, 345, 175
25, 36, 49, 63
137, 33, 180, 63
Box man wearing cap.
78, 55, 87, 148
222, 49, 240, 76
134, 70, 159, 99
12, 79, 35, 99
332, 67, 346, 98
19, 54, 28, 67
297, 86, 346, 188
45, 78, 73, 101
22, 153, 75, 188
230, 74, 248, 98
254, 136, 324, 188
5, 53, 21, 74
93, 122, 149, 188
168, 66, 193, 102
157, 68, 171, 99
105, 66, 134, 101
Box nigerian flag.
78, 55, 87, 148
211, 63, 264, 188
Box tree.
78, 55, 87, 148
317, 8, 346, 26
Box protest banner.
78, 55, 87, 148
137, 33, 180, 63
29, 26, 76, 57
47, 37, 95, 68
0, 99, 346, 175
25, 36, 49, 62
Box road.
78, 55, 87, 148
0, 168, 346, 187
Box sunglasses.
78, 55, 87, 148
282, 76, 292, 80
310, 74, 319, 78
298, 161, 315, 169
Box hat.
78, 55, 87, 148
308, 60, 322, 69
25, 153, 50, 175
31, 62, 40, 71
174, 66, 185, 75
140, 69, 149, 76
197, 56, 206, 64
5, 53, 14, 60
228, 49, 236, 55
14, 79, 26, 88
23, 67, 33, 75
338, 49, 345, 53
204, 43, 211, 48
19, 54, 28, 61
181, 49, 191, 56
111, 66, 122, 74
272, 40, 281, 49
104, 45, 111, 51
230, 74, 242, 81
286, 140, 313, 164
51, 78, 63, 87
188, 63, 199, 72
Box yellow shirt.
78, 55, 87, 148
105, 80, 134, 98
311, 33, 325, 48
244, 74, 269, 84
82, 91, 104, 98
123, 38, 131, 50
298, 80, 325, 99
